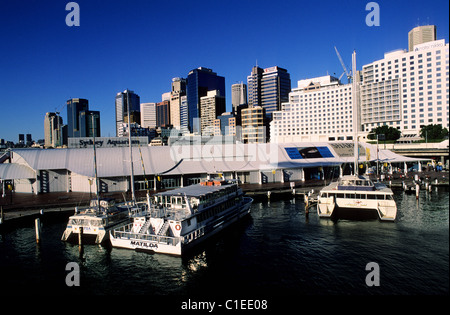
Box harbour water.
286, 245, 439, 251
0, 187, 448, 297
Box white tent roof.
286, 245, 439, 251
0, 163, 36, 180
7, 142, 428, 179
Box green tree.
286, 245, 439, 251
420, 124, 449, 140
367, 125, 401, 141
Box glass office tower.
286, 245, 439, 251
186, 67, 225, 133
67, 98, 89, 138
115, 89, 141, 137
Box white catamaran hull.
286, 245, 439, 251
317, 197, 396, 221
110, 198, 252, 256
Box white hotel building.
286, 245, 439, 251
271, 38, 448, 143
361, 39, 449, 135
270, 75, 357, 142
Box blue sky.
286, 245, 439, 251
0, 0, 448, 142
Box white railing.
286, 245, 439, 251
112, 224, 181, 246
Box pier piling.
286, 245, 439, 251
35, 218, 41, 243
415, 183, 420, 199
78, 227, 83, 246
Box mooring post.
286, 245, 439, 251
415, 183, 420, 199
35, 218, 41, 243
267, 191, 271, 199
78, 227, 83, 246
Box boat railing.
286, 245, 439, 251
112, 223, 181, 246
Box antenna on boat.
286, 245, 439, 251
126, 90, 136, 205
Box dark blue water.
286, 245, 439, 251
0, 188, 448, 297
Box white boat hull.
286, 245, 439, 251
317, 196, 397, 221
110, 198, 252, 256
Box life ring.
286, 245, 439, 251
175, 224, 181, 231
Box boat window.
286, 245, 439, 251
367, 194, 377, 199
337, 193, 345, 198
376, 195, 385, 200
356, 194, 365, 199
345, 193, 354, 199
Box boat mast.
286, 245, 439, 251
92, 115, 100, 212
351, 50, 358, 176
126, 90, 136, 204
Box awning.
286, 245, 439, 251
0, 164, 36, 180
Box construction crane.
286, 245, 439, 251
334, 46, 352, 83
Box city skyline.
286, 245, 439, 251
0, 0, 449, 142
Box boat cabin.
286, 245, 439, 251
337, 176, 376, 191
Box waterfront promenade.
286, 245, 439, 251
1, 171, 448, 223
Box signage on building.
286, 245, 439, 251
413, 39, 445, 52
68, 137, 149, 148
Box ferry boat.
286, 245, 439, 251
317, 175, 397, 221
61, 198, 145, 244
109, 179, 253, 256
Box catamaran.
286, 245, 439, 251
110, 179, 253, 256
317, 51, 397, 221
61, 198, 144, 243
316, 175, 397, 221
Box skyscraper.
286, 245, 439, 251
44, 112, 63, 148
247, 66, 263, 107
170, 77, 187, 130
156, 100, 170, 128
66, 98, 101, 138
140, 102, 156, 129
67, 98, 88, 138
115, 90, 140, 137
79, 110, 101, 137
231, 82, 247, 114
186, 67, 225, 133
408, 25, 437, 51
247, 66, 291, 118
199, 90, 226, 135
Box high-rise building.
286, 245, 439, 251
186, 67, 225, 133
199, 90, 226, 135
140, 102, 156, 129
170, 77, 187, 130
44, 112, 63, 148
231, 82, 247, 113
408, 25, 437, 52
179, 95, 189, 134
361, 37, 449, 135
270, 75, 356, 143
247, 66, 264, 107
79, 110, 101, 137
115, 90, 140, 137
156, 100, 170, 128
241, 106, 266, 143
247, 66, 291, 118
67, 98, 89, 138
66, 98, 101, 138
